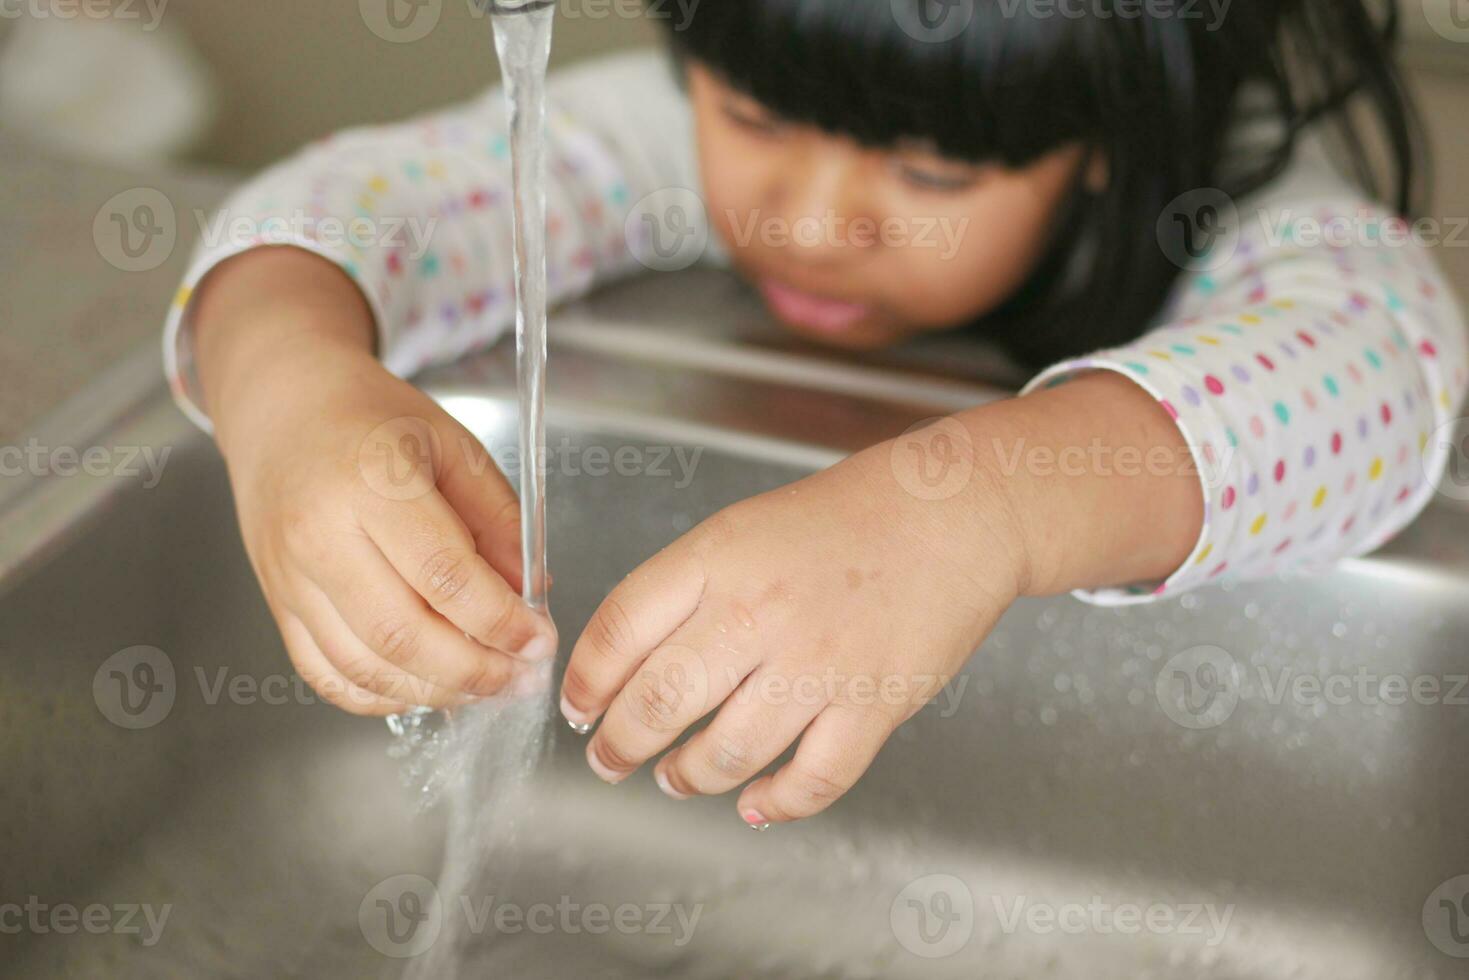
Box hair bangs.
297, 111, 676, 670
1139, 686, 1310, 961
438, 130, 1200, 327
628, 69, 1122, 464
663, 0, 1112, 167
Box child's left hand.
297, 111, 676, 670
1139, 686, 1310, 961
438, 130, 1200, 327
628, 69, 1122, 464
558, 433, 1027, 827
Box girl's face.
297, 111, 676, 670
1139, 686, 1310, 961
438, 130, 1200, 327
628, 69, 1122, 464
687, 63, 1089, 350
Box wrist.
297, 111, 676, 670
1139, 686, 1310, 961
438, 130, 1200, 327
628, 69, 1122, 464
960, 372, 1204, 598
190, 247, 379, 458
863, 416, 1032, 617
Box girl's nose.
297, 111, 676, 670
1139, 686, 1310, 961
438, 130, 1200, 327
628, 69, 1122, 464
765, 143, 873, 261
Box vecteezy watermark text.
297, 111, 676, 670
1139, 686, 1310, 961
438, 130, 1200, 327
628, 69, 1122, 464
193, 210, 440, 261
359, 0, 701, 44
0, 897, 171, 947
0, 440, 170, 489
358, 874, 702, 958
0, 0, 169, 30
994, 0, 1233, 31
1156, 644, 1469, 730
889, 874, 1235, 959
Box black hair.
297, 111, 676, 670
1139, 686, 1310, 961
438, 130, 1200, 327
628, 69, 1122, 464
654, 0, 1424, 368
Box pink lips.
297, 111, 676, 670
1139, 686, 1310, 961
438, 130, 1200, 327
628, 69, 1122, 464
758, 280, 871, 335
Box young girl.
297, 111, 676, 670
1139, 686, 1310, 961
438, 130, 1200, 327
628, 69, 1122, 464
165, 0, 1466, 830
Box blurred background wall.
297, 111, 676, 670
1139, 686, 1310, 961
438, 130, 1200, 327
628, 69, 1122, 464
140, 0, 1469, 289
173, 0, 662, 171
0, 0, 1466, 289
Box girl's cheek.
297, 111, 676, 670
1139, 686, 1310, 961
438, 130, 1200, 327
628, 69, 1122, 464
883, 226, 1012, 327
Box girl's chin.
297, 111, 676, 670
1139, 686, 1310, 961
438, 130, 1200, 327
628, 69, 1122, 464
777, 315, 907, 350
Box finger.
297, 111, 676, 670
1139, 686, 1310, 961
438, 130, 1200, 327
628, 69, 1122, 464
276, 611, 415, 716
436, 424, 529, 593
584, 612, 761, 783
307, 536, 519, 698
651, 663, 829, 799
359, 487, 555, 663
288, 579, 473, 710
735, 704, 896, 828
561, 545, 708, 731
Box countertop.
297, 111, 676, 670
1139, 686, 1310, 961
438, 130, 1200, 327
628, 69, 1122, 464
0, 138, 235, 445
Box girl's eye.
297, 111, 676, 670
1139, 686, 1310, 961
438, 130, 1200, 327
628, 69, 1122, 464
895, 163, 981, 193
722, 100, 785, 137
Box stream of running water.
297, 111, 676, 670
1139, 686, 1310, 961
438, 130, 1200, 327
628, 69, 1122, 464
397, 4, 559, 975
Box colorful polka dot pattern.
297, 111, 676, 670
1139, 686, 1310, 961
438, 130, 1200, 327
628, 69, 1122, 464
162, 52, 700, 432
162, 52, 1469, 610
1025, 201, 1468, 605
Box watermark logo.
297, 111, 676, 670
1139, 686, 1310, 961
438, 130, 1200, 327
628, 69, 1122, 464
357, 417, 444, 502
1425, 417, 1469, 503
92, 645, 176, 730
360, 0, 443, 42
891, 873, 975, 958
93, 188, 176, 273
360, 874, 444, 958
1423, 875, 1469, 958
1424, 0, 1469, 43
892, 0, 975, 43
1155, 645, 1241, 730
890, 417, 975, 502
1157, 188, 1241, 273
626, 187, 709, 273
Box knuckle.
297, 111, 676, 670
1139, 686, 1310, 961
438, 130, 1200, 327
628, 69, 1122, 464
490, 495, 521, 535
593, 736, 638, 774
783, 764, 849, 814
707, 730, 758, 778
368, 617, 424, 669
478, 588, 520, 645
419, 546, 475, 606
694, 508, 739, 552
585, 597, 637, 662
278, 508, 330, 566
337, 656, 399, 695
459, 655, 510, 697
632, 669, 685, 731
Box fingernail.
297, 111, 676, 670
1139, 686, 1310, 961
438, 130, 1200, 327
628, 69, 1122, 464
741, 809, 770, 832
517, 633, 556, 663
655, 768, 689, 801
585, 745, 627, 785
560, 695, 594, 735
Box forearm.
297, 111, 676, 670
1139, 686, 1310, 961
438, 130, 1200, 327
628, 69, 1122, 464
954, 372, 1205, 598
191, 247, 379, 457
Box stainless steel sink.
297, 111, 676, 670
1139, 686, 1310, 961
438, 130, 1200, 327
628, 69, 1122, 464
2, 271, 1468, 979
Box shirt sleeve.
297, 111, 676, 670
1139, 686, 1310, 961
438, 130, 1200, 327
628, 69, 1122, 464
161, 48, 701, 432
1021, 135, 1469, 605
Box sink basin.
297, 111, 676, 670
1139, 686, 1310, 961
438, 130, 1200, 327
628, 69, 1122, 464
3, 272, 1467, 979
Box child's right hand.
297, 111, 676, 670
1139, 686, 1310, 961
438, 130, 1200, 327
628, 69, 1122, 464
192, 248, 555, 714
